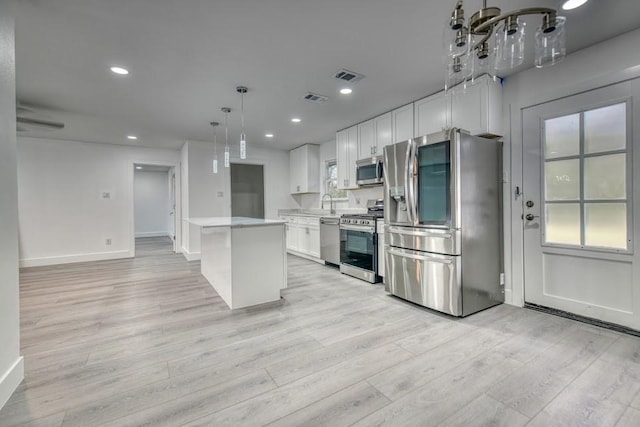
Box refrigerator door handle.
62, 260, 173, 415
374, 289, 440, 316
405, 140, 417, 225
386, 247, 453, 264
387, 226, 452, 239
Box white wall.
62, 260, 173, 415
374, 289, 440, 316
134, 170, 171, 237
181, 140, 296, 258
0, 13, 23, 410
502, 28, 640, 306
17, 137, 180, 266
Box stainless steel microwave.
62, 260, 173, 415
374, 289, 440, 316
356, 156, 383, 186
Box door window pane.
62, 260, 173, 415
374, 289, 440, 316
545, 159, 580, 201
584, 154, 626, 200
418, 142, 451, 225
545, 114, 580, 159
545, 204, 581, 245
585, 203, 627, 249
584, 103, 626, 154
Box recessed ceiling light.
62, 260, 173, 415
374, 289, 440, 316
110, 66, 129, 75
291, 118, 301, 123
562, 0, 588, 10
127, 135, 137, 140
340, 88, 353, 95
265, 133, 274, 138
135, 166, 142, 170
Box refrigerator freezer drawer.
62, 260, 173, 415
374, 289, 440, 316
386, 226, 461, 255
384, 246, 462, 316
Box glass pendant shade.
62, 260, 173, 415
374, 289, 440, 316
535, 16, 566, 68
210, 121, 219, 174
442, 20, 469, 64
495, 19, 526, 71
224, 146, 230, 168
240, 133, 246, 160
237, 86, 248, 160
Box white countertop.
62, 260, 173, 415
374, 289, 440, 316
188, 217, 285, 228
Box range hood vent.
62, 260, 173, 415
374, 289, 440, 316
304, 92, 329, 103
334, 69, 365, 83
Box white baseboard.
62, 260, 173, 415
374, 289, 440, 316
135, 231, 170, 238
20, 250, 131, 268
182, 249, 201, 261
286, 250, 325, 265
0, 357, 24, 410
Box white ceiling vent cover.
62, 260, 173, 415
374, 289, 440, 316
304, 92, 329, 103
334, 69, 365, 83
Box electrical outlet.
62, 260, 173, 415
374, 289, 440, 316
102, 192, 111, 199
217, 191, 223, 197
355, 197, 361, 205
105, 238, 112, 246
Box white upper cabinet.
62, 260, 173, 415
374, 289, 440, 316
374, 112, 393, 156
357, 112, 392, 160
289, 144, 320, 194
392, 104, 414, 144
450, 74, 503, 137
337, 125, 358, 190
358, 119, 375, 160
414, 92, 449, 137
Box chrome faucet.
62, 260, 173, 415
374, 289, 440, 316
321, 193, 335, 214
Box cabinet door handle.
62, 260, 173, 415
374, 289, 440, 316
297, 185, 300, 192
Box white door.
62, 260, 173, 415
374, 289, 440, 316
522, 79, 640, 329
170, 170, 176, 252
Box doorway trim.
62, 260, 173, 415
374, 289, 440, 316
129, 159, 182, 258
508, 64, 640, 308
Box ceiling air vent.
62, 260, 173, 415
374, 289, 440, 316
304, 92, 329, 103
334, 69, 365, 83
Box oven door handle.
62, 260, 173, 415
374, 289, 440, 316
340, 224, 375, 233
387, 226, 452, 239
387, 247, 453, 264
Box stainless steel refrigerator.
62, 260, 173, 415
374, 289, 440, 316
383, 128, 503, 316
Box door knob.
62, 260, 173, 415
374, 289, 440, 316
526, 200, 534, 208
525, 213, 539, 221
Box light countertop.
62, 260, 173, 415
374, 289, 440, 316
188, 217, 286, 228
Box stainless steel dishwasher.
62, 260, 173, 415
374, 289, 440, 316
320, 217, 340, 265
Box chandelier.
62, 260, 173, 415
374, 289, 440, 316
444, 0, 566, 90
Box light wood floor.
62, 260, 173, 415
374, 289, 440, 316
2, 238, 640, 426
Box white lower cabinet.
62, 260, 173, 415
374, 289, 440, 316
283, 216, 321, 259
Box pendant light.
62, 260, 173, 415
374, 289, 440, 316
210, 121, 219, 174
236, 86, 248, 160
443, 0, 566, 86
221, 107, 231, 168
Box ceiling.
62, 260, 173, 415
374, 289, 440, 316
8, 0, 640, 151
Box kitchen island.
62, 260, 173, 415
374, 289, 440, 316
188, 217, 287, 309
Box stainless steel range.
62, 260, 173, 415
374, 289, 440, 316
339, 200, 383, 283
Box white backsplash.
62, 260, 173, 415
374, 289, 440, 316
347, 186, 384, 207
292, 185, 383, 210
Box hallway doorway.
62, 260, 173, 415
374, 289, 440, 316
230, 163, 265, 219
133, 164, 177, 256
